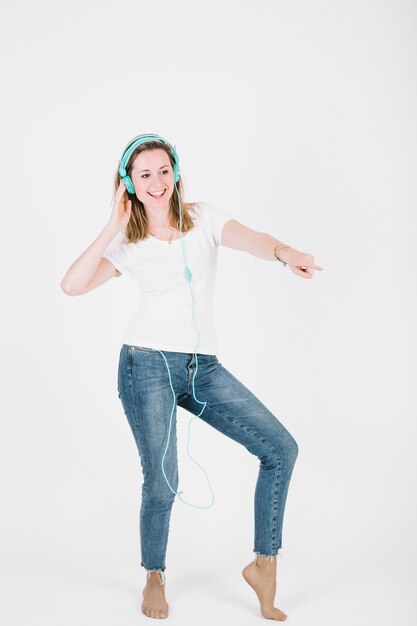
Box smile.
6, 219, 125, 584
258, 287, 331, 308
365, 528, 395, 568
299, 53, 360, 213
148, 189, 167, 198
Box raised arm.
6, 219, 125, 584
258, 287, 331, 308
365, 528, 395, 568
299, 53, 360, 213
60, 223, 122, 296
60, 180, 132, 295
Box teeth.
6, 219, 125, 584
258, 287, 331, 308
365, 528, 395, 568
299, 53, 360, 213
149, 189, 166, 197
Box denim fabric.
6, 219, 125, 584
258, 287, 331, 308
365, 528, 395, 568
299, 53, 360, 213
117, 344, 299, 573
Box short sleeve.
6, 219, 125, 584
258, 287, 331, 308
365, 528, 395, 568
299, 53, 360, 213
102, 230, 129, 273
199, 202, 234, 246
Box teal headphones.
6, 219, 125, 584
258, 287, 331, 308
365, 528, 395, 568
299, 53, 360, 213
118, 133, 181, 192
117, 133, 214, 510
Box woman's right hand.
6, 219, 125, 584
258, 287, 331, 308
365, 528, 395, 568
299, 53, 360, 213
107, 180, 132, 230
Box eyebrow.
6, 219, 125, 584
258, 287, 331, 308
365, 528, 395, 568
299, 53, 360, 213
137, 164, 170, 173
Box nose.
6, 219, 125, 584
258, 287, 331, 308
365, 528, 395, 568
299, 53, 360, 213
149, 173, 168, 187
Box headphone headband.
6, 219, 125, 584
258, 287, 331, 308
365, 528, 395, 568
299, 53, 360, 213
118, 133, 180, 192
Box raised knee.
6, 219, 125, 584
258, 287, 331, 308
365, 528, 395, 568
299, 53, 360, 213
286, 436, 299, 463
276, 436, 298, 467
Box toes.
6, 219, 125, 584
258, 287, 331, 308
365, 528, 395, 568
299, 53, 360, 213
261, 607, 288, 621
142, 603, 168, 619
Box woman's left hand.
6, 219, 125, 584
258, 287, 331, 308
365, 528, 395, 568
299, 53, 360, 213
279, 247, 324, 279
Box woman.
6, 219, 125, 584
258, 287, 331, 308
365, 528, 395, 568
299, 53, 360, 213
60, 133, 324, 621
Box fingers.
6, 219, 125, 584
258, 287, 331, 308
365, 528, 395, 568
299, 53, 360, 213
116, 180, 129, 204
300, 266, 313, 278
302, 256, 324, 271
295, 269, 313, 278
289, 264, 319, 278
115, 182, 125, 200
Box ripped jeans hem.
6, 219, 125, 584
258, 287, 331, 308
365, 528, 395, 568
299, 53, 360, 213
253, 548, 283, 562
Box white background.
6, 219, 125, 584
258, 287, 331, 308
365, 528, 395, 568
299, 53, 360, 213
1, 0, 416, 624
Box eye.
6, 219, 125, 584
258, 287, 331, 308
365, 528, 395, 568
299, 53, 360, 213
141, 169, 170, 179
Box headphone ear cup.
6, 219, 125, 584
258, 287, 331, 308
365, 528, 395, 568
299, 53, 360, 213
123, 175, 135, 194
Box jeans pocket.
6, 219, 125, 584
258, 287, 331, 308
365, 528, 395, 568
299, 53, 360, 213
131, 345, 157, 353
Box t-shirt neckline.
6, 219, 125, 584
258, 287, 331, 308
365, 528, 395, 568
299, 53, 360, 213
147, 228, 194, 244
146, 205, 199, 244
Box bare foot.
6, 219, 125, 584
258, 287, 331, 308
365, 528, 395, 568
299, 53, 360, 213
141, 571, 169, 619
242, 555, 287, 621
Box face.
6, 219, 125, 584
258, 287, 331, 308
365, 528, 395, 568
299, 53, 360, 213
129, 148, 175, 212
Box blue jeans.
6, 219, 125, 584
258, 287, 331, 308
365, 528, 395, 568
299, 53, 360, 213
117, 344, 299, 574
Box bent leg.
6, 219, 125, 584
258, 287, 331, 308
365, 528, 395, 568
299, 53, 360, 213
178, 362, 298, 557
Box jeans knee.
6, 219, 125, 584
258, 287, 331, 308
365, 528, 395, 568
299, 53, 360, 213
143, 490, 177, 511
259, 436, 298, 469
142, 475, 179, 508
286, 436, 299, 464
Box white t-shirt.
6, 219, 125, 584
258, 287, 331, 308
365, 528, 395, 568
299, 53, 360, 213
102, 202, 234, 355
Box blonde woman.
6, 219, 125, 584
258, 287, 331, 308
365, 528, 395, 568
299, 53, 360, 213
60, 134, 324, 621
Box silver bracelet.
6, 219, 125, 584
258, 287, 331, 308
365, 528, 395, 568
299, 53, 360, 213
273, 244, 290, 266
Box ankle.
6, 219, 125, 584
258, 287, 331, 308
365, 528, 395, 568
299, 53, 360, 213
146, 570, 166, 585
253, 553, 277, 567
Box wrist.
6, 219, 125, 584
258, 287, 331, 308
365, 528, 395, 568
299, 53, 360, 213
278, 246, 293, 261
273, 243, 292, 265
104, 221, 122, 236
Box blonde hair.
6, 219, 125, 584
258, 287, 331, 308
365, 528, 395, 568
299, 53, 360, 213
113, 139, 196, 243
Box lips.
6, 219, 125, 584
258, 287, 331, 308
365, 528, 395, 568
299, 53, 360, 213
148, 189, 166, 198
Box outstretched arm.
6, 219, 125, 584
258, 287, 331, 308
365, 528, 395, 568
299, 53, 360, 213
221, 219, 324, 279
